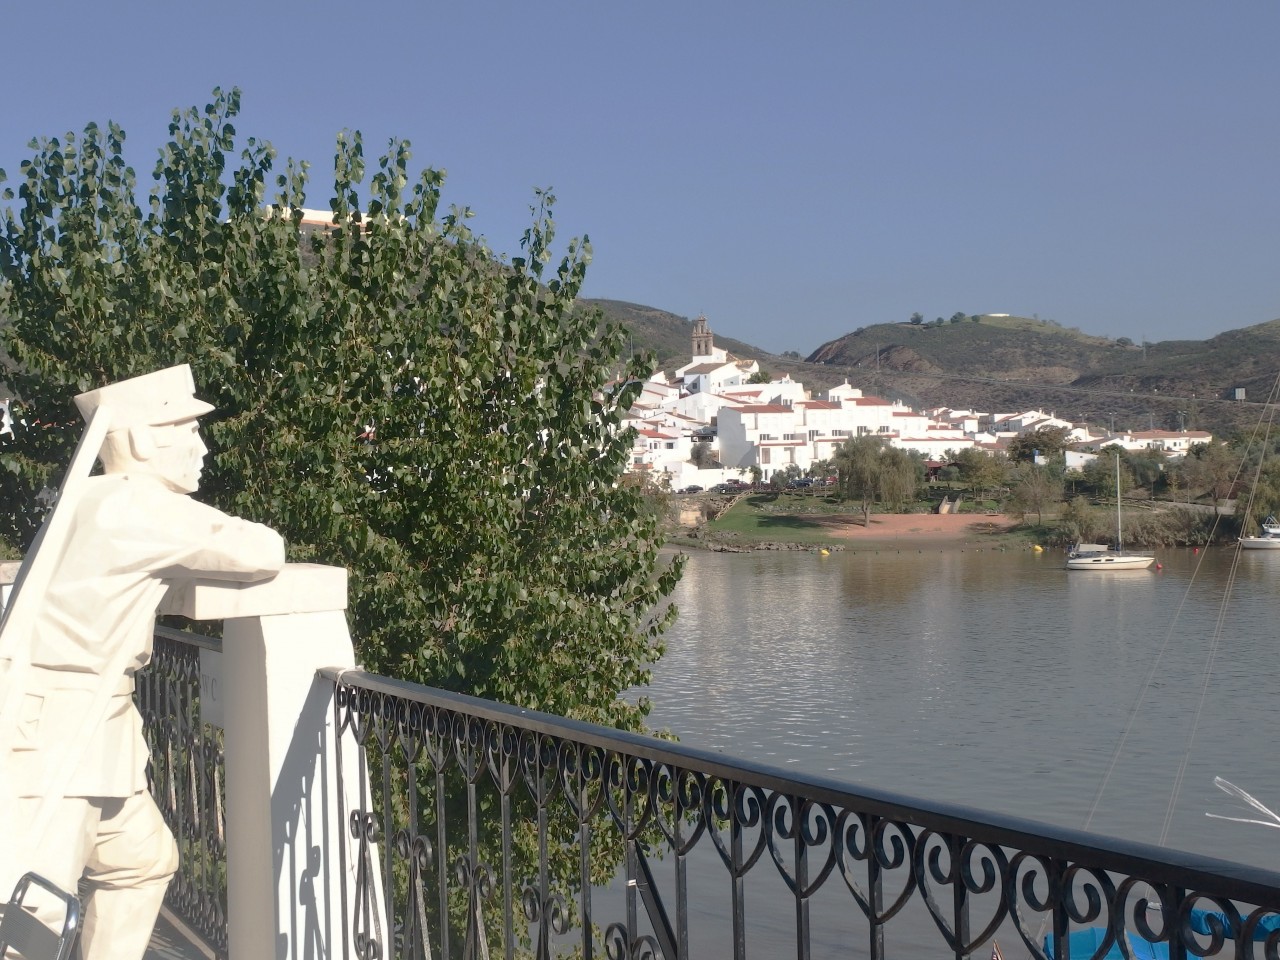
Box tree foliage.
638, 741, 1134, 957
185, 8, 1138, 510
690, 441, 717, 468
1006, 426, 1071, 464
1007, 462, 1064, 524
0, 89, 683, 729
1179, 441, 1239, 505
833, 436, 916, 524
1238, 456, 1280, 531
953, 447, 1008, 500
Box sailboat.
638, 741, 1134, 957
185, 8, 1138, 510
1066, 452, 1155, 570
1239, 514, 1280, 550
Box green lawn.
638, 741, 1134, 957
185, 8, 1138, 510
704, 493, 843, 545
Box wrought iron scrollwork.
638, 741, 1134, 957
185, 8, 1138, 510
138, 630, 229, 956
329, 668, 1280, 959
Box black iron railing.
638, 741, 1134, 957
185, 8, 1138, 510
324, 668, 1280, 960
137, 626, 229, 957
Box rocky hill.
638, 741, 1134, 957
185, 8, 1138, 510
586, 303, 1280, 438
580, 299, 776, 372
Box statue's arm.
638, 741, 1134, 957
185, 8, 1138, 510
101, 489, 286, 583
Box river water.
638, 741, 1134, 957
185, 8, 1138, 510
628, 544, 1280, 954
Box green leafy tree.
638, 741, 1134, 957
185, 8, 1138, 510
767, 464, 796, 491
1060, 496, 1107, 544
909, 312, 924, 325
877, 446, 918, 510
1238, 456, 1280, 530
949, 312, 966, 324
0, 89, 682, 730
747, 369, 771, 384
1081, 448, 1131, 499
1006, 426, 1071, 464
0, 89, 690, 952
1182, 441, 1239, 506
836, 436, 882, 524
1007, 462, 1064, 524
834, 436, 916, 525
1127, 449, 1167, 497
690, 441, 717, 468
954, 448, 1008, 501
808, 458, 835, 480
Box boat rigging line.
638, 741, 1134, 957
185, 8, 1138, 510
1157, 368, 1280, 846
1075, 367, 1280, 845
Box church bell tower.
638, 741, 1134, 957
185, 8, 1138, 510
691, 314, 714, 358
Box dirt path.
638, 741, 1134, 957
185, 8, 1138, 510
817, 512, 1019, 543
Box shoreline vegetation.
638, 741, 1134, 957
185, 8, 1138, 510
666, 490, 1233, 553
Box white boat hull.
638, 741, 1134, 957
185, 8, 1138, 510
1239, 536, 1280, 550
1066, 553, 1155, 570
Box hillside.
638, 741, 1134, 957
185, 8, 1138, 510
801, 315, 1279, 434
586, 304, 1279, 437
580, 300, 776, 372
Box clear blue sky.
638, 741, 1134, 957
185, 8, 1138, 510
3, 2, 1277, 355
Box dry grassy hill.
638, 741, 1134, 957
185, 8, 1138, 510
586, 303, 1279, 437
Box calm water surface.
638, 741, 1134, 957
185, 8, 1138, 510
643, 544, 1280, 869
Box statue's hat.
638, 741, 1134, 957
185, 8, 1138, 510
73, 364, 215, 428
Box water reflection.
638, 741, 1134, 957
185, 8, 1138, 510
644, 546, 1280, 869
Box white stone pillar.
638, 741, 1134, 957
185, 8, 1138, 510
159, 562, 368, 960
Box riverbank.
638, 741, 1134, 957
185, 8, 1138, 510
670, 501, 1031, 552
668, 488, 1228, 552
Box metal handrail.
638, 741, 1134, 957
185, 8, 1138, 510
323, 666, 1280, 959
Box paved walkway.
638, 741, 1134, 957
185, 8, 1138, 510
144, 910, 216, 960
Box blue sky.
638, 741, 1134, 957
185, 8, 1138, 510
3, 2, 1277, 355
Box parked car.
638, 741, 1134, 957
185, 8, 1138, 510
681, 485, 704, 494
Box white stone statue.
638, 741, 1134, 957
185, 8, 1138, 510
0, 365, 285, 959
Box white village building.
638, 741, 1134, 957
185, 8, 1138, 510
626, 319, 1212, 487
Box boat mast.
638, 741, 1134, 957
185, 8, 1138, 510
1115, 451, 1123, 553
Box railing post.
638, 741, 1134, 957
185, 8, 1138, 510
159, 562, 367, 960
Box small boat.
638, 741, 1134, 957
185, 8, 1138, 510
1066, 454, 1155, 570
1044, 908, 1280, 960
1239, 515, 1280, 550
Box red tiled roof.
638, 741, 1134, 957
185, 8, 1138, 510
736, 404, 793, 413
683, 361, 736, 375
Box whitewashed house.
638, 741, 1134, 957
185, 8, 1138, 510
1092, 430, 1212, 458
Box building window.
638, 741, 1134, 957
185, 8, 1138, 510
761, 448, 772, 464
758, 433, 774, 441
